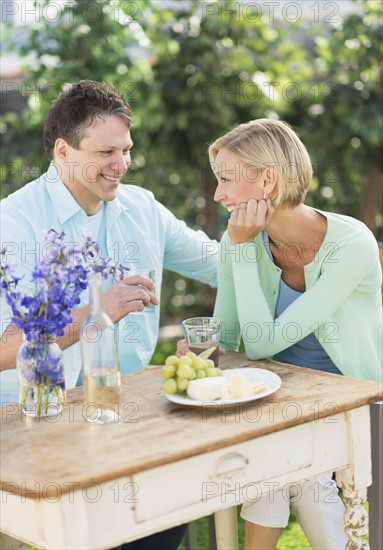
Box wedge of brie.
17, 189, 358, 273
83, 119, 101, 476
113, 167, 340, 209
187, 377, 230, 401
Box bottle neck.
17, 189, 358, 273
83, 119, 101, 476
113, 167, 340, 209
88, 275, 104, 316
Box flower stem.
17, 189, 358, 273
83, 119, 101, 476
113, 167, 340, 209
36, 382, 42, 417
44, 377, 51, 415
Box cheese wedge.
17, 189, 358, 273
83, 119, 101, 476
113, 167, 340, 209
228, 373, 254, 399
187, 377, 230, 401
252, 383, 268, 394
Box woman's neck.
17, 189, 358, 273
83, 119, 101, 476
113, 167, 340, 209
266, 204, 327, 252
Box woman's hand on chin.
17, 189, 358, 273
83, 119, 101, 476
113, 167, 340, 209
228, 198, 274, 244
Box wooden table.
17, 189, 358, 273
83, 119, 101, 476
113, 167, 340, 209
1, 353, 382, 549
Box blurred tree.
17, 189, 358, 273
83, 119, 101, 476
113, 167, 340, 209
296, 0, 382, 238
0, 0, 147, 197
0, 0, 381, 324
1, 0, 308, 322
120, 0, 312, 320
125, 0, 306, 238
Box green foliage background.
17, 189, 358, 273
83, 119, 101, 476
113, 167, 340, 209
1, 0, 382, 328
1, 4, 379, 548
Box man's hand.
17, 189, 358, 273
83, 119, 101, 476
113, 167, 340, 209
104, 274, 159, 322
228, 197, 275, 245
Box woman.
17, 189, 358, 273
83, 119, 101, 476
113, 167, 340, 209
178, 119, 382, 549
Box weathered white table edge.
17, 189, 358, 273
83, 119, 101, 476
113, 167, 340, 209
1, 405, 372, 550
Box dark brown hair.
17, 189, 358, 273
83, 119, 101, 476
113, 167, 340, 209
43, 80, 132, 159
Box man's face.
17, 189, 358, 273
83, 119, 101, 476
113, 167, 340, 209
58, 115, 133, 214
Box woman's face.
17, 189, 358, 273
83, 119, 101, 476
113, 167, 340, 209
213, 148, 265, 212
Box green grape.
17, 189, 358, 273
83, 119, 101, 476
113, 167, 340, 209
162, 378, 177, 394
161, 365, 176, 379
188, 367, 196, 380
206, 367, 222, 377
165, 355, 179, 367
191, 356, 206, 371
195, 369, 206, 379
186, 351, 197, 360
178, 355, 193, 366
177, 364, 194, 380
176, 376, 189, 392
205, 359, 215, 369
198, 361, 209, 372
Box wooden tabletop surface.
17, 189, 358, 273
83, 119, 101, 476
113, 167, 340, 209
1, 353, 382, 497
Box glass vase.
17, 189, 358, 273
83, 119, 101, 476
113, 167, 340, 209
16, 337, 66, 417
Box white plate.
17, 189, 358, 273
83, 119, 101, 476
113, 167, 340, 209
165, 368, 281, 407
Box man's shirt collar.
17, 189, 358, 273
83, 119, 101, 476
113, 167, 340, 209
45, 162, 128, 225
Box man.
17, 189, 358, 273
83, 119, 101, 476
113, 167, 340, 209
0, 80, 218, 550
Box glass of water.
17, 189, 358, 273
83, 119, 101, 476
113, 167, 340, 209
127, 268, 156, 313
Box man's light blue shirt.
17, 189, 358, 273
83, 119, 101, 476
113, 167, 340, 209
0, 164, 218, 403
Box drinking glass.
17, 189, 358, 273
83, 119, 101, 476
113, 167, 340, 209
127, 268, 156, 313
182, 317, 221, 367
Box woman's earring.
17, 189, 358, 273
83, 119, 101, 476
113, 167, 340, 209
263, 192, 268, 200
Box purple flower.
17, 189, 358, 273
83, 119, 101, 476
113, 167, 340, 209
1, 229, 127, 390
2, 229, 131, 416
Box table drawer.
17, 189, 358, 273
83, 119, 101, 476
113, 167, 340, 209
133, 416, 349, 522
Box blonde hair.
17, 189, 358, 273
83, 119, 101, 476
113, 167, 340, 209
208, 119, 313, 208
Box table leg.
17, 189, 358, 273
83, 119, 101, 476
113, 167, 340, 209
342, 489, 369, 549
214, 507, 238, 550
367, 401, 383, 549
336, 406, 372, 550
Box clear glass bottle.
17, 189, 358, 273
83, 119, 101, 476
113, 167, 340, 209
81, 273, 121, 423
